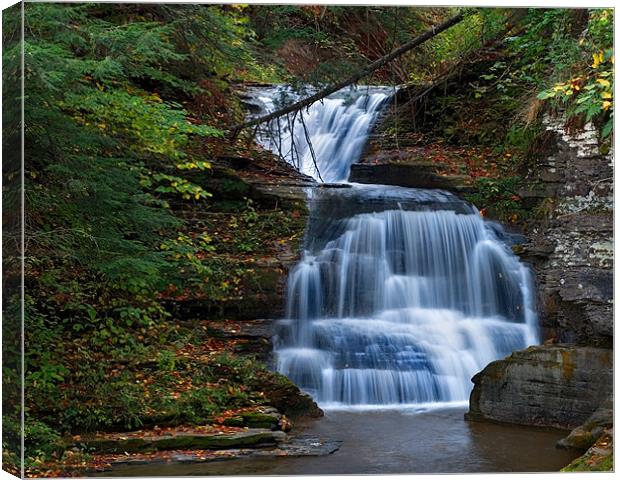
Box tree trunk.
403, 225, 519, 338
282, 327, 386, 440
230, 11, 466, 136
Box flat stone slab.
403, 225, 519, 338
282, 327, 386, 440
349, 163, 474, 193
93, 435, 342, 470
74, 429, 287, 453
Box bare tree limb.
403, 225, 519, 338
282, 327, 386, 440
298, 109, 324, 182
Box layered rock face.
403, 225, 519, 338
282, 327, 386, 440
519, 119, 613, 347
166, 157, 314, 323
466, 345, 612, 429
467, 120, 613, 449
349, 154, 474, 193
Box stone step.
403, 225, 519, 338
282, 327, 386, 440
362, 159, 448, 173
349, 163, 473, 193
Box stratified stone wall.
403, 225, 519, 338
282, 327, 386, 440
469, 118, 613, 431
520, 118, 613, 347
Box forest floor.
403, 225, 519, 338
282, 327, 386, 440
562, 429, 613, 472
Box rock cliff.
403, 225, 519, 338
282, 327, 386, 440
519, 119, 613, 347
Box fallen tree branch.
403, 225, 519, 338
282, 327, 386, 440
298, 109, 324, 182
230, 11, 467, 137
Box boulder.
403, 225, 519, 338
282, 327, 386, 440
253, 373, 323, 419
466, 345, 612, 429
557, 403, 613, 451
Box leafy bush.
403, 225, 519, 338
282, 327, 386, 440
466, 177, 526, 222
24, 418, 64, 461
526, 9, 613, 138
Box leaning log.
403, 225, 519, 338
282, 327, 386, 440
229, 11, 467, 137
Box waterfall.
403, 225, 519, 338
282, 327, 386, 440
251, 85, 539, 408
249, 85, 392, 183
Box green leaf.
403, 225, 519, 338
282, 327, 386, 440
537, 90, 556, 100
602, 118, 613, 138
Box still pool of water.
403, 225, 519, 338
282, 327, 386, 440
102, 407, 579, 476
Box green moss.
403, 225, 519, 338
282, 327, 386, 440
562, 431, 596, 451
562, 452, 613, 472
561, 431, 613, 472
241, 412, 279, 428
222, 416, 245, 427
598, 455, 614, 471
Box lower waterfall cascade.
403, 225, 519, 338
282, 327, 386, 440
252, 85, 539, 408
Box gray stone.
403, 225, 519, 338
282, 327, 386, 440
466, 345, 612, 429
279, 436, 342, 456
557, 404, 613, 451
517, 119, 613, 347
349, 163, 474, 193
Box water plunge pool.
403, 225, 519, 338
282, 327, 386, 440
101, 407, 579, 476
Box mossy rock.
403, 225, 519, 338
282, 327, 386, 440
222, 416, 245, 427
78, 437, 149, 453
221, 412, 280, 429
241, 412, 280, 429
557, 406, 612, 451
557, 429, 596, 451
252, 373, 323, 419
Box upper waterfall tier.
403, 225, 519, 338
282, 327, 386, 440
248, 85, 392, 183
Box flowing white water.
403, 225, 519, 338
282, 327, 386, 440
251, 86, 539, 408
250, 85, 392, 182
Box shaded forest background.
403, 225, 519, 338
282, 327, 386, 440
1, 3, 613, 475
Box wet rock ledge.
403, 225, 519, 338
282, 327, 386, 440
75, 407, 338, 472
350, 149, 475, 193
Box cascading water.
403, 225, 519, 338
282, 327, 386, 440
249, 85, 392, 183
251, 85, 539, 408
